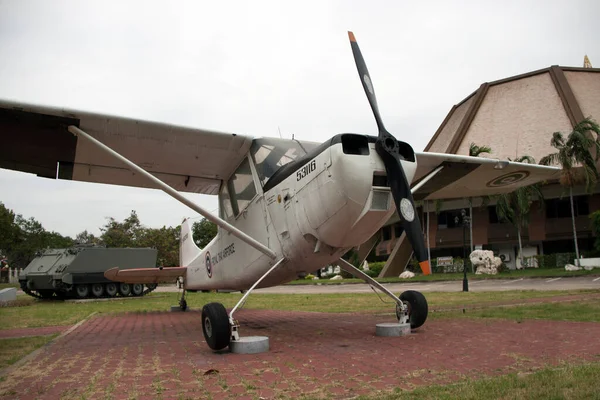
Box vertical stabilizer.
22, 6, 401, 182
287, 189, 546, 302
180, 218, 202, 266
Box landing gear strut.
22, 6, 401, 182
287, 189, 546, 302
201, 258, 286, 351
337, 257, 428, 328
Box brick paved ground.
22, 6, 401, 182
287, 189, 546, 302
2, 308, 600, 400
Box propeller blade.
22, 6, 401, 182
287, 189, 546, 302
348, 31, 431, 275
348, 31, 385, 134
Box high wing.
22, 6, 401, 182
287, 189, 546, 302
412, 152, 560, 200
0, 99, 253, 195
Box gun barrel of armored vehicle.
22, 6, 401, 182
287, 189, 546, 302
19, 246, 159, 299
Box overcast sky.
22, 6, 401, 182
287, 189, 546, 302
0, 0, 598, 237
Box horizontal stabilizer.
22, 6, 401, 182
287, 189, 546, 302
104, 267, 187, 284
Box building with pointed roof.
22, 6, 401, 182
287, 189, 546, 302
376, 65, 600, 277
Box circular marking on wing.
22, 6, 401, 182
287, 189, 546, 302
363, 74, 374, 95
400, 198, 415, 222
205, 252, 212, 278
486, 171, 531, 188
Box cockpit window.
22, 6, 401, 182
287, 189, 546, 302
250, 138, 319, 186
228, 157, 257, 216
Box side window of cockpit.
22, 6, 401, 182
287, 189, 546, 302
228, 157, 257, 216
219, 184, 234, 221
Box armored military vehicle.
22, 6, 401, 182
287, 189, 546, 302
19, 245, 159, 299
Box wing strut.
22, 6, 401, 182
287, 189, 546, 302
67, 125, 276, 259
411, 165, 444, 194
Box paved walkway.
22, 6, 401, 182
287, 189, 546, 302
2, 302, 600, 399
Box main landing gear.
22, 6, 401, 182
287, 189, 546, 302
337, 258, 428, 331
201, 258, 286, 352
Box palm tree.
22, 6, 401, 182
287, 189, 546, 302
495, 156, 544, 268
539, 118, 600, 266
469, 143, 492, 157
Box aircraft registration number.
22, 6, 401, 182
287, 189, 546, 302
297, 160, 317, 181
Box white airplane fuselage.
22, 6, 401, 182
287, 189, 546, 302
181, 134, 417, 291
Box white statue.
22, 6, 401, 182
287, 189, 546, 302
399, 270, 415, 279
469, 250, 501, 275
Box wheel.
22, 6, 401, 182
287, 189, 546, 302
105, 283, 118, 297
201, 303, 231, 350
399, 290, 428, 329
75, 284, 90, 299
131, 283, 144, 296
91, 283, 104, 298
118, 283, 131, 296
179, 299, 188, 311
146, 283, 157, 291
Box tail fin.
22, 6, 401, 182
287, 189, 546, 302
180, 218, 202, 267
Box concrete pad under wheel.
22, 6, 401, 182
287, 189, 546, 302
230, 336, 270, 354
375, 323, 411, 337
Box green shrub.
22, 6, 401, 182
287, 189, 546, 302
304, 273, 315, 280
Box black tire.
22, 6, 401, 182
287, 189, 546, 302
201, 303, 231, 350
105, 283, 118, 297
91, 283, 104, 298
399, 290, 428, 329
131, 283, 144, 296
179, 299, 188, 311
75, 285, 90, 299
118, 283, 131, 296
146, 283, 157, 290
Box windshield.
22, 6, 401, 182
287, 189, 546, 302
250, 138, 319, 186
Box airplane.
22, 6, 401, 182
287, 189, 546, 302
0, 32, 560, 351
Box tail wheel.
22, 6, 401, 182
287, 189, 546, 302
131, 283, 144, 296
75, 285, 90, 299
202, 303, 231, 351
399, 290, 428, 329
91, 283, 104, 298
105, 283, 118, 297
118, 283, 131, 296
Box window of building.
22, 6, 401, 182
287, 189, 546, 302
394, 224, 403, 239
437, 209, 470, 229
545, 196, 590, 218
382, 226, 392, 241
227, 157, 257, 216
488, 206, 499, 224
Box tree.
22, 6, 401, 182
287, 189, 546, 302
494, 156, 544, 268
192, 218, 217, 249
138, 226, 180, 266
539, 118, 600, 265
0, 202, 74, 268
469, 142, 492, 157
75, 230, 101, 245
100, 210, 144, 248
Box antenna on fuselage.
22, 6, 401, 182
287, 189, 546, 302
278, 126, 283, 139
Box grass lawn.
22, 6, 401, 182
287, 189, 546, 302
1, 289, 597, 330
360, 362, 600, 400
0, 335, 57, 370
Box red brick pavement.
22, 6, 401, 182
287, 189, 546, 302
1, 309, 600, 399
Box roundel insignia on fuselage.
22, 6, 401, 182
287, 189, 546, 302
205, 252, 212, 278
486, 171, 530, 188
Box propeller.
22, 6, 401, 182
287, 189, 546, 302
348, 31, 431, 275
